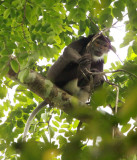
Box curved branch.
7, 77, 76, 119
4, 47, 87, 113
7, 66, 115, 124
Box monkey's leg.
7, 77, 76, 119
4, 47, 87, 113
77, 86, 91, 102
63, 79, 79, 94
63, 79, 91, 103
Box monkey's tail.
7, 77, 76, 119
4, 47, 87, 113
22, 100, 47, 142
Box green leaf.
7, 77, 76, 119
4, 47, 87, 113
88, 19, 99, 34
49, 126, 54, 138
1, 66, 9, 77
52, 120, 59, 127
90, 87, 108, 108
52, 127, 58, 131
42, 134, 49, 143
17, 120, 24, 128
1, 49, 12, 55
33, 0, 43, 4
59, 129, 66, 133
100, 8, 111, 15
111, 62, 117, 70
0, 142, 7, 151
24, 91, 34, 99
73, 120, 79, 128
26, 5, 32, 22
14, 94, 27, 102
101, 0, 112, 8
41, 113, 48, 121
79, 21, 86, 35
119, 87, 137, 123
10, 59, 19, 73
78, 0, 89, 10
16, 110, 22, 118
66, 0, 77, 10
114, 0, 125, 11
7, 41, 17, 49
57, 135, 67, 147
121, 124, 131, 133
35, 22, 42, 31
0, 56, 9, 63
0, 5, 5, 15
112, 7, 123, 20
127, 46, 133, 58
104, 54, 108, 64
0, 85, 7, 99
61, 124, 69, 128
99, 8, 113, 27
3, 9, 10, 19
25, 6, 37, 25
16, 85, 26, 91
132, 41, 137, 54
18, 69, 29, 83
39, 46, 58, 59
68, 8, 86, 22
65, 131, 73, 137
0, 56, 9, 72
120, 32, 134, 48
54, 116, 61, 122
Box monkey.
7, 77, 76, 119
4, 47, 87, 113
23, 34, 112, 141
47, 34, 112, 102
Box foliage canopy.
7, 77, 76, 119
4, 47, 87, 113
0, 0, 137, 159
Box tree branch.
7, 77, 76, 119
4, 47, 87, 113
7, 66, 115, 125
86, 68, 137, 79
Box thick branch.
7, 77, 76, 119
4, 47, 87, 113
7, 67, 115, 124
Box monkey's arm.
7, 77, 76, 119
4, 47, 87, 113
47, 47, 82, 81
47, 36, 92, 82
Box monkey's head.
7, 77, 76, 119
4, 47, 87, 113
87, 35, 112, 58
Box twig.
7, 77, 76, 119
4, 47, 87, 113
21, 0, 31, 45
87, 15, 100, 32
105, 79, 119, 87
106, 69, 137, 79
22, 0, 27, 26
91, 13, 128, 42
114, 52, 123, 64
77, 121, 82, 132
115, 86, 119, 114
86, 68, 137, 79
112, 86, 120, 138
80, 69, 90, 82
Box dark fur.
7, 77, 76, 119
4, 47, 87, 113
47, 35, 108, 90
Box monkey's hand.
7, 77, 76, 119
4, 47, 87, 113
91, 68, 104, 87
77, 54, 92, 86
78, 54, 92, 67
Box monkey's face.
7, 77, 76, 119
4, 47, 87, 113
89, 38, 110, 57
